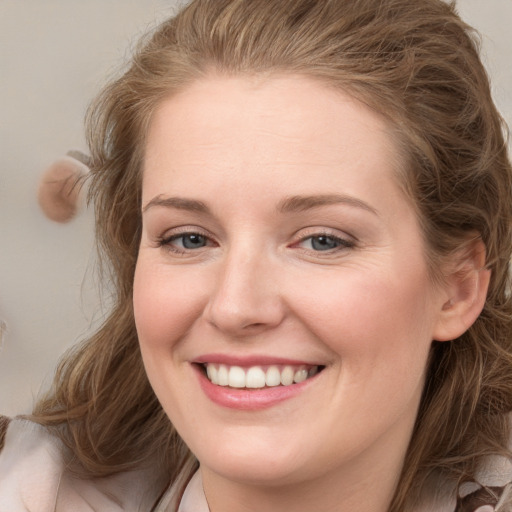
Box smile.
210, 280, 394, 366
203, 363, 321, 389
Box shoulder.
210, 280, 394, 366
0, 417, 65, 511
416, 446, 512, 512
455, 449, 512, 512
0, 417, 165, 512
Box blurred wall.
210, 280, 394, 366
0, 0, 511, 416
0, 0, 177, 415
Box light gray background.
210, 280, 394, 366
0, 0, 511, 416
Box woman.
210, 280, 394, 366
1, 0, 512, 510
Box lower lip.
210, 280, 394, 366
194, 365, 319, 410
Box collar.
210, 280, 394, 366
177, 470, 209, 512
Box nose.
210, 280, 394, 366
204, 247, 286, 336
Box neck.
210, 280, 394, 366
200, 434, 407, 512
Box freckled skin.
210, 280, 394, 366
133, 75, 451, 512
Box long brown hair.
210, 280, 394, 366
32, 1, 512, 509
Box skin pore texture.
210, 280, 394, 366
133, 75, 487, 512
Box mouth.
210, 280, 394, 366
199, 363, 324, 389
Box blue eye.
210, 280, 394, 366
177, 233, 207, 249
163, 233, 209, 250
310, 235, 340, 251
299, 234, 352, 252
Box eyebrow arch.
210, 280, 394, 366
142, 195, 209, 214
142, 193, 378, 216
277, 194, 378, 215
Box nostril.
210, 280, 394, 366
242, 322, 266, 330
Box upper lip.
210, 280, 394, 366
192, 353, 323, 367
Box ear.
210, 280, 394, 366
432, 238, 490, 342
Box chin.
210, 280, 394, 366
203, 456, 307, 487
191, 432, 317, 487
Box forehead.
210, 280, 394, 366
142, 74, 404, 206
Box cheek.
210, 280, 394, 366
291, 269, 435, 443
133, 261, 207, 353
292, 265, 435, 375
132, 261, 209, 417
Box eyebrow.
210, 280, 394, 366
277, 194, 378, 215
142, 193, 378, 216
142, 195, 209, 213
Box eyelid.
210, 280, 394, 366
289, 227, 356, 254
292, 226, 356, 244
157, 226, 217, 251
154, 225, 355, 254
159, 224, 211, 239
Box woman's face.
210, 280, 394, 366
134, 76, 449, 490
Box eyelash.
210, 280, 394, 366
294, 232, 355, 253
157, 229, 215, 255
157, 229, 355, 256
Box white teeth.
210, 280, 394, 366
265, 366, 281, 387
246, 366, 266, 388
293, 368, 308, 383
206, 364, 217, 383
280, 366, 295, 386
217, 365, 229, 386
228, 366, 246, 388
204, 363, 320, 389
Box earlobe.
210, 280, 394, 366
433, 239, 490, 342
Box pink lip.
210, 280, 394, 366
193, 353, 317, 366
192, 363, 321, 411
